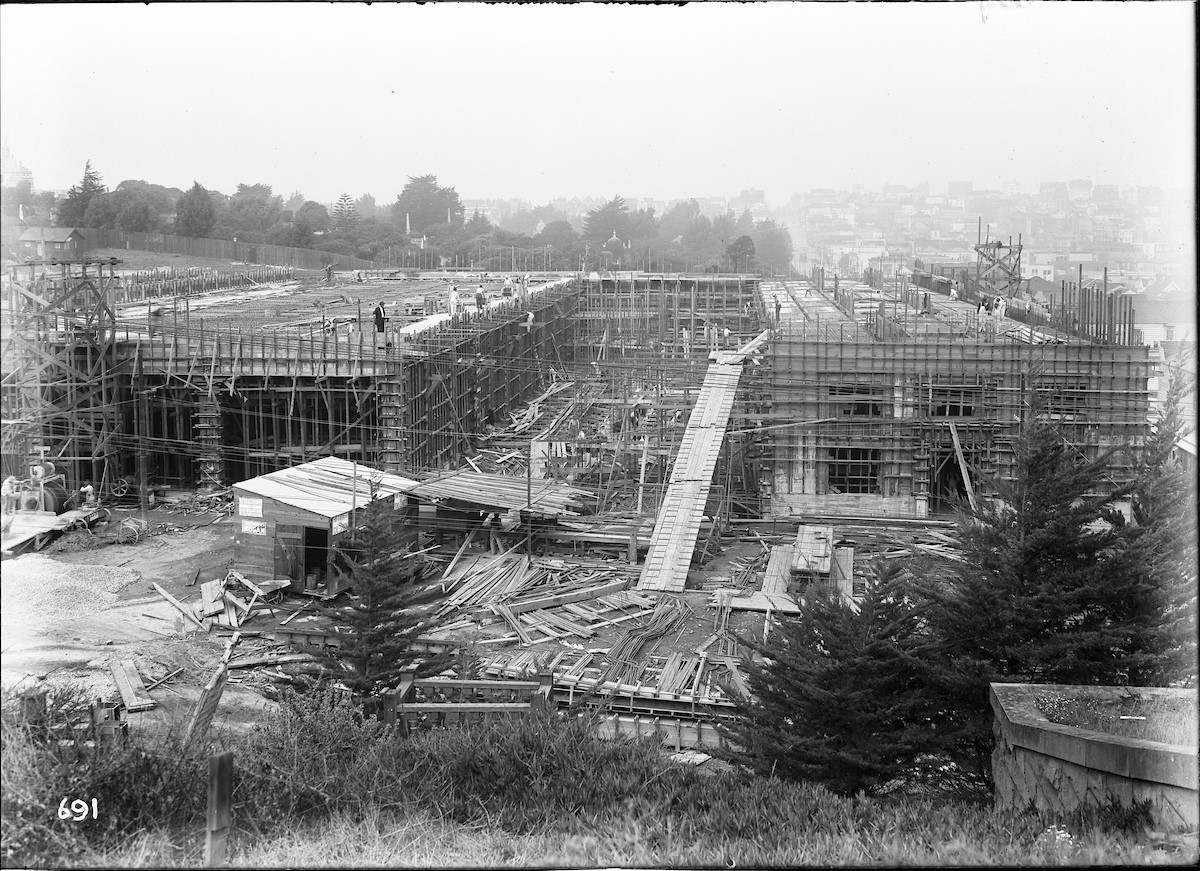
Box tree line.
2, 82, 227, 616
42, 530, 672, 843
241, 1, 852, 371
2, 163, 793, 273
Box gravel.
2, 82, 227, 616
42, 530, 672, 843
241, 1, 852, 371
1, 553, 140, 634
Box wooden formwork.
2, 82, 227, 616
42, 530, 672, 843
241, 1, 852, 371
1, 260, 125, 488
5, 274, 584, 492
763, 335, 1152, 516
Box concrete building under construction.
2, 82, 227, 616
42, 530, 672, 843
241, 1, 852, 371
1, 253, 1153, 531
0, 249, 1160, 744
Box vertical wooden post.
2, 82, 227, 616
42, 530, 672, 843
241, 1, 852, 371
205, 750, 234, 867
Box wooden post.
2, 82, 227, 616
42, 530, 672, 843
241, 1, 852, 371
205, 750, 234, 867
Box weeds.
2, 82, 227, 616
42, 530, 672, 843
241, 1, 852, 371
4, 683, 1189, 868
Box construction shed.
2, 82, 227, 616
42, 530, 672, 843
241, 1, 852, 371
231, 456, 419, 597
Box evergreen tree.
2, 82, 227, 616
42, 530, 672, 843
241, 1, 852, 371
333, 192, 359, 236
55, 161, 105, 226
920, 393, 1163, 781
465, 209, 493, 236
228, 183, 283, 244
354, 193, 378, 220
582, 195, 630, 244
391, 175, 464, 234
1121, 358, 1198, 684
323, 504, 446, 694
175, 181, 217, 237
721, 563, 952, 796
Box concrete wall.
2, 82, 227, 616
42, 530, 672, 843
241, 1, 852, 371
991, 683, 1198, 831
769, 490, 925, 518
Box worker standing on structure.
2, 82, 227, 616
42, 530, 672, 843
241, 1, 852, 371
1, 475, 18, 514
475, 285, 487, 311
324, 264, 334, 285
773, 294, 782, 325
448, 285, 460, 316
373, 301, 386, 334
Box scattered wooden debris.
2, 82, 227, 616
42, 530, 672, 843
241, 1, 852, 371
152, 582, 205, 631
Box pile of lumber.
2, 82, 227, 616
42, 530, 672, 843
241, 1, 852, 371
152, 571, 289, 633
506, 380, 576, 433
601, 596, 691, 684
487, 589, 658, 646
436, 553, 637, 620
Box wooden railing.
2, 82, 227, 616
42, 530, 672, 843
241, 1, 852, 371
370, 668, 553, 736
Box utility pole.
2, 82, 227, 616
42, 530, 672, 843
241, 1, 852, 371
137, 377, 149, 527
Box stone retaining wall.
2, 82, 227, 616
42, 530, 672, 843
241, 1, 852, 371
990, 683, 1198, 831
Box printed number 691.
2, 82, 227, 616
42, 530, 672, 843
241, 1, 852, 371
58, 798, 98, 821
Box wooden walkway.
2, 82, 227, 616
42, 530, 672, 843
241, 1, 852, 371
638, 332, 771, 593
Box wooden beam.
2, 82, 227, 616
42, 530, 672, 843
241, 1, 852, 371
947, 422, 978, 512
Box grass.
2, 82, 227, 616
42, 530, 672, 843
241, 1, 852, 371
1036, 694, 1199, 746
4, 685, 1196, 868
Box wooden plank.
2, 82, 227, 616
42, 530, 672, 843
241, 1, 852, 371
948, 422, 978, 512
279, 600, 311, 626
227, 652, 313, 670
109, 660, 155, 712
153, 582, 205, 630
200, 580, 225, 617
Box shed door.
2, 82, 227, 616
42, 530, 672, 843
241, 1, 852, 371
273, 524, 304, 582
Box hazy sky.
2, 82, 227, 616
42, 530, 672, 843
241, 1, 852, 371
1, 2, 1194, 206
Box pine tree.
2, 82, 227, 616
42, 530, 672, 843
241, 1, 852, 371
920, 394, 1167, 782
1121, 358, 1198, 684
332, 193, 359, 236
721, 562, 952, 796
323, 504, 446, 694
55, 161, 106, 226
175, 181, 216, 237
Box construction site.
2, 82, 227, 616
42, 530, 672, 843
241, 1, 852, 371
0, 238, 1155, 748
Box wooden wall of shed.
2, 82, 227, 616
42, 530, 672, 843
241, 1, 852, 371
232, 490, 331, 582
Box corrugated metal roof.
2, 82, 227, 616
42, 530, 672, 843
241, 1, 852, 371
405, 470, 592, 517
232, 457, 420, 519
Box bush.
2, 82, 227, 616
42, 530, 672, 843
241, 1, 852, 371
1, 684, 203, 867
403, 710, 674, 831
237, 688, 405, 826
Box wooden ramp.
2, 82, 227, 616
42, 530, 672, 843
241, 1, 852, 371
638, 332, 770, 593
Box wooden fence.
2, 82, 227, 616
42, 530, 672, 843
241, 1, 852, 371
78, 228, 378, 272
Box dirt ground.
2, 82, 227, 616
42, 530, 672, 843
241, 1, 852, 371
1, 512, 271, 737
2, 510, 764, 739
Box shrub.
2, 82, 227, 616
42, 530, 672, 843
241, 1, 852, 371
1, 683, 203, 867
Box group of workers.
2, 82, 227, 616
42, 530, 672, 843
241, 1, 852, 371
975, 294, 1008, 338
447, 285, 491, 317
